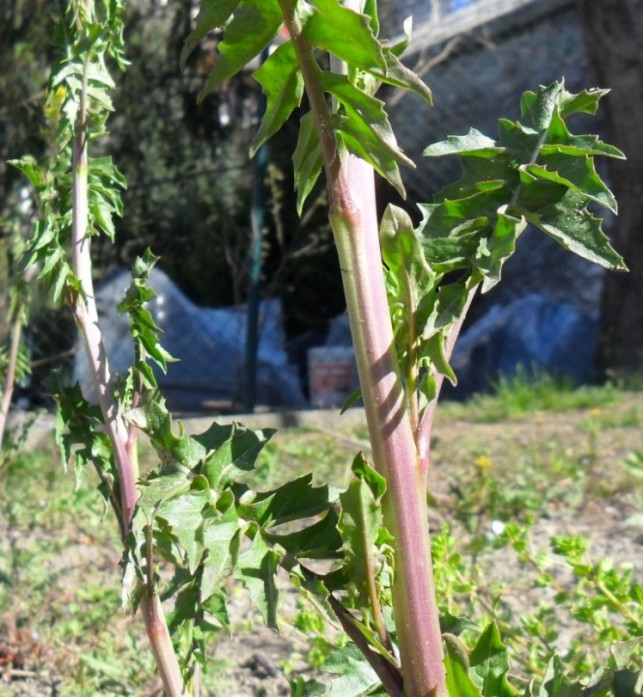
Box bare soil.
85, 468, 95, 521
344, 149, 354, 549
1, 394, 641, 696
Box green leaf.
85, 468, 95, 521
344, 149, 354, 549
293, 112, 324, 215
320, 72, 413, 168
380, 204, 436, 306
341, 385, 363, 414
444, 634, 480, 697
266, 508, 341, 558
370, 47, 432, 106
422, 80, 626, 275
519, 81, 563, 132
338, 454, 384, 607
251, 41, 304, 156
538, 656, 583, 697
424, 129, 500, 158
196, 0, 283, 102
418, 187, 508, 239
469, 622, 516, 697
238, 474, 333, 527
523, 188, 626, 271
303, 0, 385, 73
126, 394, 207, 473
558, 86, 610, 118
199, 501, 241, 601
524, 152, 617, 213
156, 487, 211, 573
335, 114, 406, 197
235, 525, 280, 627
324, 642, 381, 697
8, 156, 46, 189
476, 208, 526, 293
197, 421, 274, 489
181, 0, 242, 69
421, 333, 457, 385
202, 588, 232, 632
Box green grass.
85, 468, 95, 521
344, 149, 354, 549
442, 370, 621, 422
0, 451, 157, 696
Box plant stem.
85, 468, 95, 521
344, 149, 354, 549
70, 47, 188, 697
416, 286, 477, 480
71, 56, 138, 532
0, 315, 24, 451
141, 593, 188, 696
279, 4, 445, 692
330, 161, 445, 697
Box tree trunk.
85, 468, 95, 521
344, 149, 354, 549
579, 0, 643, 377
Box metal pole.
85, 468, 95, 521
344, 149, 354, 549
242, 53, 268, 412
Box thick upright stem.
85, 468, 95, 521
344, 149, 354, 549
278, 3, 446, 692
331, 158, 445, 697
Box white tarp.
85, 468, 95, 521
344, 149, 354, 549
73, 267, 306, 411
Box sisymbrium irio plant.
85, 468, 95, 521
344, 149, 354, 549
11, 0, 637, 696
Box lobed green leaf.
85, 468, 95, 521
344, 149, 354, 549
251, 41, 304, 156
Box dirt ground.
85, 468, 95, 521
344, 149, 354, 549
1, 395, 642, 696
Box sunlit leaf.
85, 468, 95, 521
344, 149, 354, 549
304, 0, 385, 73
523, 188, 626, 271
469, 622, 516, 697
251, 41, 304, 155
235, 526, 280, 627
324, 642, 381, 696
197, 421, 274, 489
197, 0, 283, 102
181, 0, 242, 69
444, 634, 479, 697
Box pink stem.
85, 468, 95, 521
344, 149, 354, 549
332, 157, 445, 697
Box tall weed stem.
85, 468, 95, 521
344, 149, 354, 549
69, 49, 188, 697
278, 3, 446, 689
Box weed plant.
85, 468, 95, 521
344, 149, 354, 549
5, 0, 642, 694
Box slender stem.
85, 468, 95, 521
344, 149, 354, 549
69, 41, 188, 697
416, 286, 477, 481
596, 579, 640, 626
71, 55, 138, 532
141, 593, 188, 697
404, 271, 420, 434
328, 594, 405, 697
0, 315, 24, 450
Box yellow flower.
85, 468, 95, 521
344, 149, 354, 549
474, 455, 492, 474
